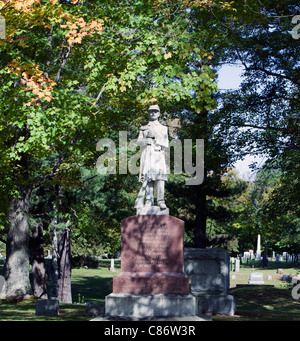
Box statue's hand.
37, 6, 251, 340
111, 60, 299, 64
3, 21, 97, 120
147, 137, 154, 145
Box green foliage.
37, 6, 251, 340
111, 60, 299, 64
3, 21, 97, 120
211, 164, 300, 255
0, 0, 298, 259
0, 0, 222, 205
214, 0, 299, 206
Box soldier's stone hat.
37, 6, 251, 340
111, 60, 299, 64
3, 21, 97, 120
148, 104, 160, 111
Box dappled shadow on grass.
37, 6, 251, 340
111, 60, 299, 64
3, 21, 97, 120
215, 285, 300, 321
0, 268, 117, 321
71, 275, 113, 303
0, 297, 89, 321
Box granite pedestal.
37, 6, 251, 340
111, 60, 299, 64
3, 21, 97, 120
106, 293, 196, 318
105, 215, 194, 318
113, 215, 189, 295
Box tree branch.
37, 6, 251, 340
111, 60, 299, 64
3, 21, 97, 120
55, 42, 71, 83
227, 122, 287, 132
93, 83, 106, 106
246, 65, 300, 87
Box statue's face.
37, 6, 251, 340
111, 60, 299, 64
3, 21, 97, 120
149, 108, 160, 121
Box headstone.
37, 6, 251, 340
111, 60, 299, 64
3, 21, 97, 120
184, 248, 236, 316
110, 258, 116, 272
248, 272, 264, 284
267, 275, 272, 280
255, 235, 261, 260
235, 259, 240, 272
282, 275, 291, 282
275, 254, 279, 263
0, 275, 5, 293
35, 298, 59, 316
45, 249, 52, 259
184, 248, 230, 294
230, 257, 235, 271
86, 302, 105, 317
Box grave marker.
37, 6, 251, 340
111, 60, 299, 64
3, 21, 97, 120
35, 298, 59, 316
0, 275, 5, 293
248, 272, 264, 284
110, 259, 116, 272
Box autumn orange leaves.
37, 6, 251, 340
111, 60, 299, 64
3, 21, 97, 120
60, 17, 103, 46
7, 61, 56, 106
1, 0, 103, 106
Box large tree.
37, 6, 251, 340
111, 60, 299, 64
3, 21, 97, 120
188, 0, 300, 249
0, 0, 226, 299
215, 0, 299, 201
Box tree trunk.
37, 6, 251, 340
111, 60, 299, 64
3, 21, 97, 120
57, 227, 72, 303
29, 221, 47, 299
5, 185, 32, 300
48, 186, 72, 303
193, 109, 208, 249
194, 190, 207, 248
48, 226, 59, 299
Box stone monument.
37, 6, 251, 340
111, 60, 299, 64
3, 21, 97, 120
248, 272, 264, 284
35, 298, 59, 316
134, 104, 169, 215
105, 105, 196, 319
112, 215, 189, 295
184, 248, 236, 316
0, 275, 5, 296
255, 234, 262, 260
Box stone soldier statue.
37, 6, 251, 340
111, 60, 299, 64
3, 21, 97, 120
134, 105, 168, 210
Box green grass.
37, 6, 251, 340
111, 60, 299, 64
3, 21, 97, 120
213, 285, 300, 321
0, 297, 88, 321
71, 266, 121, 303
0, 262, 299, 321
213, 262, 300, 321
0, 264, 120, 321
229, 263, 299, 288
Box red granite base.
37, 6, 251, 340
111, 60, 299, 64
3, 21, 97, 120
113, 215, 189, 295
113, 273, 190, 294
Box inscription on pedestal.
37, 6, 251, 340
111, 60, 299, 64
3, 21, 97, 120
113, 215, 189, 294
120, 215, 184, 274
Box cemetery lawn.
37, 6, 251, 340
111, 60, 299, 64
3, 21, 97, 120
0, 260, 119, 321
213, 262, 300, 321
213, 286, 300, 321
0, 261, 299, 321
